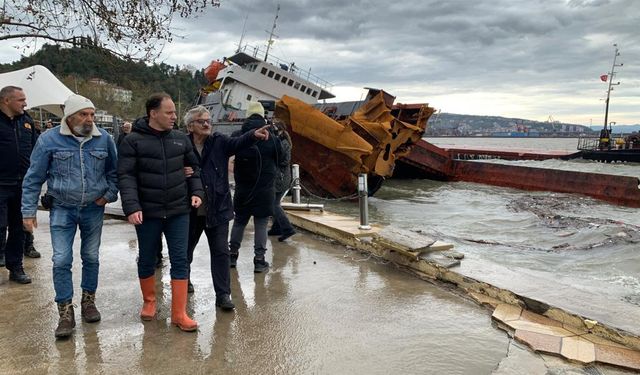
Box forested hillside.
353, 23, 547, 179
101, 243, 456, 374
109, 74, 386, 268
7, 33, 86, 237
0, 44, 208, 121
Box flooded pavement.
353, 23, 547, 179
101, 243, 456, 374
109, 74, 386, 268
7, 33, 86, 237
0, 215, 636, 374
328, 180, 640, 337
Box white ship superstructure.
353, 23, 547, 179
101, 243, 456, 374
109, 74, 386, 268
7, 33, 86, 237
200, 44, 335, 124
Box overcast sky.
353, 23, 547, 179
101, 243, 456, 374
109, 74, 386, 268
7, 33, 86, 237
2, 0, 638, 125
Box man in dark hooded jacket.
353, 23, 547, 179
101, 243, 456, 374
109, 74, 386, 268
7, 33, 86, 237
184, 105, 269, 310
0, 86, 36, 283
118, 93, 204, 332
229, 102, 283, 273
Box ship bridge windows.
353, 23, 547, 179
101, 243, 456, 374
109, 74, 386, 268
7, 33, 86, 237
260, 67, 268, 75
267, 70, 275, 78
294, 82, 300, 90
312, 90, 318, 98
274, 73, 281, 80
246, 94, 252, 101
300, 85, 307, 93
305, 88, 312, 95
287, 78, 294, 87
281, 76, 287, 83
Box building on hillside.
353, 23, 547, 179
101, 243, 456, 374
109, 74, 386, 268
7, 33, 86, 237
87, 78, 132, 103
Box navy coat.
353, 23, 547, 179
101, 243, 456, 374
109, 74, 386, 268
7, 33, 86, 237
192, 130, 256, 227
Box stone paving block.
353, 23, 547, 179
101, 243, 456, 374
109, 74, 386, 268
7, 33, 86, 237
582, 333, 628, 349
288, 211, 380, 238
375, 227, 436, 253
468, 292, 502, 309
288, 211, 380, 237
520, 310, 564, 328
419, 252, 460, 268
561, 323, 589, 336
515, 329, 562, 354
560, 336, 596, 363
426, 241, 454, 251
492, 304, 523, 322
595, 344, 640, 370
507, 320, 575, 338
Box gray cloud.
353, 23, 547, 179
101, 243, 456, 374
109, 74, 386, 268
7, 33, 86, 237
2, 0, 637, 124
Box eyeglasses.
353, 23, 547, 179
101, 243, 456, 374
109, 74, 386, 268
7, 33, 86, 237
191, 119, 211, 126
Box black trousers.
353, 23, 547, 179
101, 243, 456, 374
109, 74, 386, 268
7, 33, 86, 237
0, 185, 24, 271
0, 228, 35, 256
187, 214, 231, 297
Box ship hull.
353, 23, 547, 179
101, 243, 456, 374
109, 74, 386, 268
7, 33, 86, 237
580, 149, 640, 163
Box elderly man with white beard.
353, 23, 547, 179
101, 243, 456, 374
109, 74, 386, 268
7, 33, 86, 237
21, 94, 118, 339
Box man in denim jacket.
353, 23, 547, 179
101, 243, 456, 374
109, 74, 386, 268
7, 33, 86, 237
21, 94, 118, 339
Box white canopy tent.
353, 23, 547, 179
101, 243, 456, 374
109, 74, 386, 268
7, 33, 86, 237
0, 65, 74, 117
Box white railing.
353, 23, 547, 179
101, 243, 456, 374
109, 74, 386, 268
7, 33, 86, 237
237, 44, 333, 91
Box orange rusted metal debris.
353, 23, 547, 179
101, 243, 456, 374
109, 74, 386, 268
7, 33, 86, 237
400, 140, 640, 208
275, 93, 434, 198
275, 90, 638, 207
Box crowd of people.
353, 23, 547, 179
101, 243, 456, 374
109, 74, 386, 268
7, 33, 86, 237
0, 85, 296, 339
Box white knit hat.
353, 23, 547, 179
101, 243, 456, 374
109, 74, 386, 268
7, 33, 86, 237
245, 101, 265, 118
61, 94, 95, 124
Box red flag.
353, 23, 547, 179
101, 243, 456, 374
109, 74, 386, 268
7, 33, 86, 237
600, 74, 608, 82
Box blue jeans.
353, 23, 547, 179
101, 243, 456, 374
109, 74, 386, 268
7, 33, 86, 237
135, 214, 189, 279
50, 202, 105, 303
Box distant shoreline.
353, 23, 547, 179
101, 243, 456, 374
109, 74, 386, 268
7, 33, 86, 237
424, 135, 595, 138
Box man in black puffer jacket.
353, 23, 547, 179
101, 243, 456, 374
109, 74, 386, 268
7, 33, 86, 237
229, 102, 283, 273
118, 93, 203, 332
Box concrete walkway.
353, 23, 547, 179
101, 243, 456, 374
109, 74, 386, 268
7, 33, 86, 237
0, 214, 634, 374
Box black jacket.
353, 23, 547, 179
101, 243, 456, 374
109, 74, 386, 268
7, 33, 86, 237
116, 132, 128, 148
274, 132, 292, 193
232, 115, 283, 218
191, 131, 257, 227
0, 110, 37, 185
117, 117, 204, 219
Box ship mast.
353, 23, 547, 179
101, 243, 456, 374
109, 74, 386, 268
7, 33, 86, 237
603, 44, 622, 131
236, 15, 249, 53
264, 4, 280, 62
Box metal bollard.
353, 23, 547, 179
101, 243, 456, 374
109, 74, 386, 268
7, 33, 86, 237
291, 164, 301, 204
358, 173, 371, 230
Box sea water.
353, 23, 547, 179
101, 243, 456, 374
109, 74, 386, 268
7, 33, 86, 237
324, 137, 640, 315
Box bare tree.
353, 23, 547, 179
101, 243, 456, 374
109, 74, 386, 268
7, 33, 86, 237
1, 0, 221, 60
